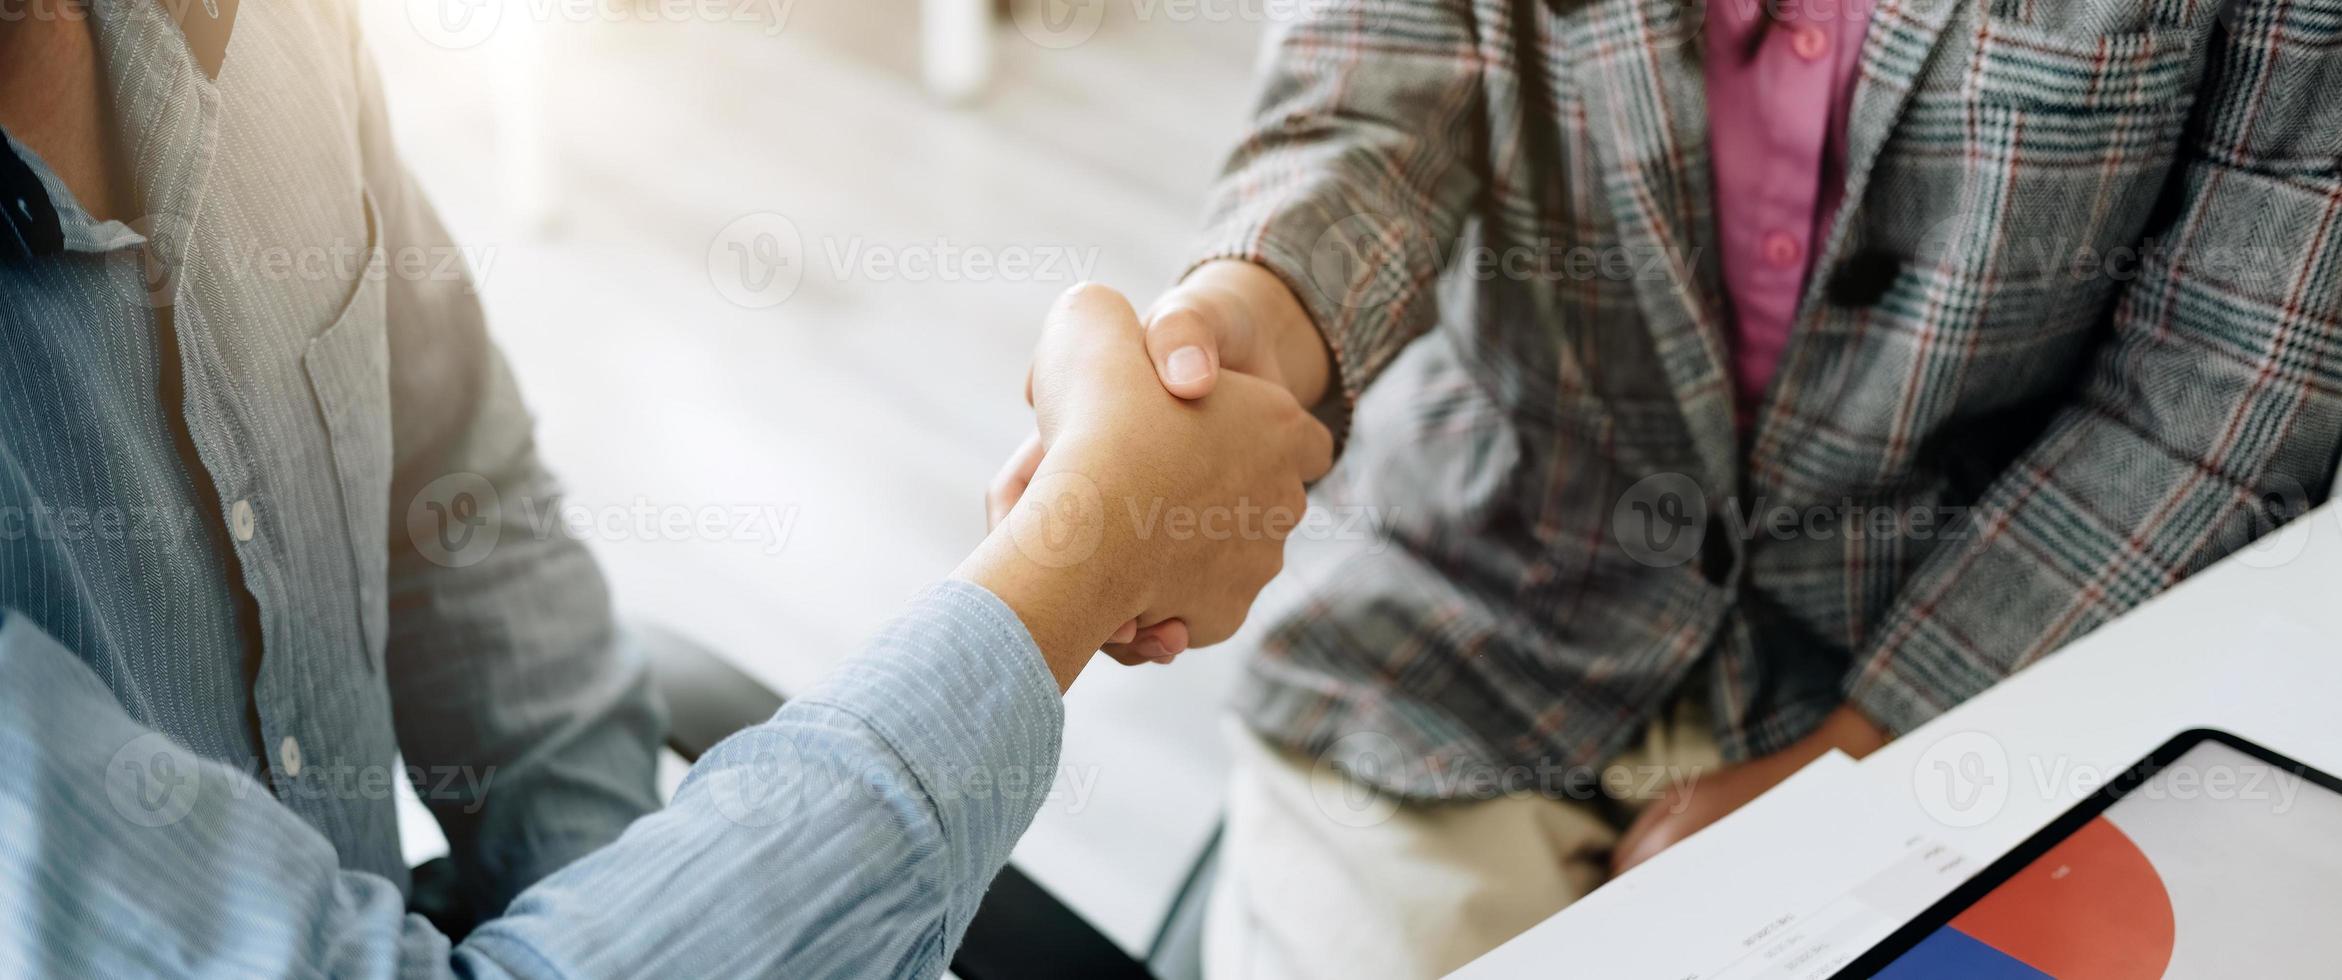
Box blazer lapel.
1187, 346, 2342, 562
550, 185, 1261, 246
1807, 0, 1965, 282
1580, 0, 1737, 496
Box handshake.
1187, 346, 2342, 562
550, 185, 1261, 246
954, 263, 1338, 688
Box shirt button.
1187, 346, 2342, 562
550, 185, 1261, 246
279, 736, 303, 777
1763, 231, 1804, 269
1792, 25, 1830, 61
230, 499, 256, 542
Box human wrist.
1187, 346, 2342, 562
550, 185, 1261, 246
952, 533, 1126, 692
954, 450, 1152, 689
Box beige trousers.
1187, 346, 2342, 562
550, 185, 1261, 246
1202, 697, 1722, 980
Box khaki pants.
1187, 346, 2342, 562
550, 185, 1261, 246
1202, 697, 1722, 980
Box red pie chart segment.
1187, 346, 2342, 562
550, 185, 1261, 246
1948, 816, 2177, 980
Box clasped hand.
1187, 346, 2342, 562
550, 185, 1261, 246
958, 281, 1331, 683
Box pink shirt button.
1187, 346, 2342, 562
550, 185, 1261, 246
1792, 25, 1830, 61
1706, 0, 1870, 426
1762, 232, 1804, 268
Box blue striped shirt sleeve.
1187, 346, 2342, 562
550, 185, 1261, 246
0, 580, 1065, 978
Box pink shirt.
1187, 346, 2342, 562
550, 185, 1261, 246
1705, 0, 1873, 423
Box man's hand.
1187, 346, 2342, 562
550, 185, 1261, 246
959, 284, 1335, 689
1609, 705, 1888, 875
986, 261, 1334, 663
1136, 259, 1334, 405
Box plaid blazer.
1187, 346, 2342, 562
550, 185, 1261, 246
1195, 0, 2342, 796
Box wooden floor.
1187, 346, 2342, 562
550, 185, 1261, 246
362, 0, 1280, 951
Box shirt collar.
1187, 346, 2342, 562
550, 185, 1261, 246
0, 0, 237, 262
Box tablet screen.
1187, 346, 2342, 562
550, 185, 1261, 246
1870, 739, 2342, 979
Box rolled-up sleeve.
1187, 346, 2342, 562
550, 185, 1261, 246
0, 581, 1065, 979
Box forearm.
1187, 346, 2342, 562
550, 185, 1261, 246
1, 584, 1062, 979
953, 521, 1131, 692
485, 581, 1063, 977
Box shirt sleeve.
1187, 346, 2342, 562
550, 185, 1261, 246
0, 580, 1066, 979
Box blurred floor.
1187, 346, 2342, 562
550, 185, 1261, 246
360, 0, 1282, 953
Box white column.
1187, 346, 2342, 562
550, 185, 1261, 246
921, 0, 994, 103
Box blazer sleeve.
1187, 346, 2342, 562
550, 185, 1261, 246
1843, 0, 2342, 736
1189, 0, 1489, 424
